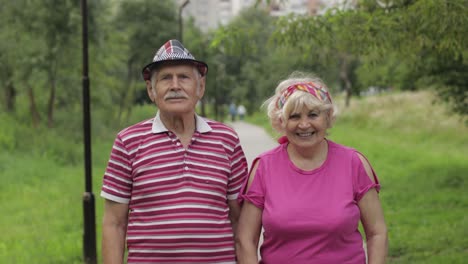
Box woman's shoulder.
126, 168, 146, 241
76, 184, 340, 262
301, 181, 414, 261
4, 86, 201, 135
256, 144, 285, 161
327, 140, 364, 164
328, 140, 358, 154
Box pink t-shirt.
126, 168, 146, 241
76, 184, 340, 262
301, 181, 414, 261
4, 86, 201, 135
240, 140, 380, 264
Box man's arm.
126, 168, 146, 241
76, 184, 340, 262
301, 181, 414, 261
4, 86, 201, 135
228, 199, 241, 235
102, 199, 129, 264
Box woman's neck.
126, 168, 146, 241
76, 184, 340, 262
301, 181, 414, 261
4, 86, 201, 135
287, 139, 328, 171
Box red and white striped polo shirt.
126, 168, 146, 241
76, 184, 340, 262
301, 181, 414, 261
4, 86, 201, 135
101, 113, 248, 263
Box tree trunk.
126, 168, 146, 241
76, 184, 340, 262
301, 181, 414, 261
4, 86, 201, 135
4, 81, 16, 112
124, 80, 136, 125
27, 84, 41, 128
339, 55, 352, 108
47, 68, 56, 128
200, 98, 206, 117
118, 62, 133, 124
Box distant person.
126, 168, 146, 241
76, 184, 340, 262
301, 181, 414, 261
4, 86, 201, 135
237, 104, 247, 120
236, 72, 388, 263
229, 102, 237, 122
100, 39, 248, 264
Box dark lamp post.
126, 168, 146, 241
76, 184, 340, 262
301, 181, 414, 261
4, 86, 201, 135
178, 0, 190, 41
81, 0, 97, 263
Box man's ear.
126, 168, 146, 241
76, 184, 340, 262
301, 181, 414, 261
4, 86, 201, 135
197, 76, 206, 98
146, 80, 156, 102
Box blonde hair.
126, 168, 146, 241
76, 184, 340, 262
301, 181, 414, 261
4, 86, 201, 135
263, 71, 338, 134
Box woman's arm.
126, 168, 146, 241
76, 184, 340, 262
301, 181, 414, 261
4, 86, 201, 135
357, 154, 388, 264
236, 201, 263, 264
359, 189, 388, 264
236, 161, 263, 264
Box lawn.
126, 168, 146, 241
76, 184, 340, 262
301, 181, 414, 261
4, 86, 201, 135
0, 91, 466, 263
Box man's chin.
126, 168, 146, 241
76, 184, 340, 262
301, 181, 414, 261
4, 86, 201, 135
159, 106, 194, 115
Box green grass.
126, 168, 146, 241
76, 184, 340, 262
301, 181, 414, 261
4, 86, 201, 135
0, 152, 83, 263
0, 91, 466, 263
0, 139, 113, 263
247, 91, 468, 263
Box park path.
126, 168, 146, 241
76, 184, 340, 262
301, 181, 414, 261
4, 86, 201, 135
228, 121, 278, 169
228, 120, 278, 258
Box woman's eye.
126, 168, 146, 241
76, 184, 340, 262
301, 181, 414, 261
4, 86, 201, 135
289, 114, 300, 119
308, 112, 320, 118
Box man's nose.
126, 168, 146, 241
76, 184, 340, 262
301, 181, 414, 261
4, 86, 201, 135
170, 76, 181, 88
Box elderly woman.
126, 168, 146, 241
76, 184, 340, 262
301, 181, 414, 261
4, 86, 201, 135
236, 72, 388, 264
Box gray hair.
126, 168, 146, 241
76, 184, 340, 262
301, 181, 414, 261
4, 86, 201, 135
263, 71, 338, 134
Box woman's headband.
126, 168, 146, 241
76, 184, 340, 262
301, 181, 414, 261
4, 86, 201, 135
276, 82, 332, 109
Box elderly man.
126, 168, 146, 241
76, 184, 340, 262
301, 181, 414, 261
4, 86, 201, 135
101, 39, 248, 264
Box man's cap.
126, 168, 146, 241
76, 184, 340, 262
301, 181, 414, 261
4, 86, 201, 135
142, 39, 208, 81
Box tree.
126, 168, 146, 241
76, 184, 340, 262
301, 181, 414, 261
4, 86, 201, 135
273, 0, 468, 114
0, 2, 18, 113
111, 0, 178, 124
0, 0, 81, 127
181, 18, 212, 117
211, 7, 276, 114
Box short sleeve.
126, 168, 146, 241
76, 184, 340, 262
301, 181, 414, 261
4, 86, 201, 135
238, 157, 265, 209
227, 141, 249, 200
100, 135, 133, 204
353, 152, 381, 202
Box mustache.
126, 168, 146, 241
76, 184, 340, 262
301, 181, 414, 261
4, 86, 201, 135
164, 91, 189, 100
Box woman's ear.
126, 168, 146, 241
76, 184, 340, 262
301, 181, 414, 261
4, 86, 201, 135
279, 116, 286, 128
326, 109, 334, 128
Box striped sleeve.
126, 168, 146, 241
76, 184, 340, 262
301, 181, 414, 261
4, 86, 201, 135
227, 139, 248, 200
101, 134, 133, 203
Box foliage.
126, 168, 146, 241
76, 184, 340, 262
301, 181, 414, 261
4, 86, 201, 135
2, 0, 466, 133
110, 0, 178, 123
210, 7, 277, 112
0, 0, 82, 127
211, 7, 330, 114
272, 0, 468, 114
0, 0, 180, 129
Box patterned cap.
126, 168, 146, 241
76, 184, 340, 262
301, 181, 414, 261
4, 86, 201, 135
141, 39, 208, 81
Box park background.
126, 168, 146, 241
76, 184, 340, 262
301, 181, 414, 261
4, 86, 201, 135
0, 0, 466, 263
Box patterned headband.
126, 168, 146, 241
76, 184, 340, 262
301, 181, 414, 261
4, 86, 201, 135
276, 82, 332, 109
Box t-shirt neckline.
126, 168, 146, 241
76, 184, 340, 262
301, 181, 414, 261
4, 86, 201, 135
282, 139, 331, 175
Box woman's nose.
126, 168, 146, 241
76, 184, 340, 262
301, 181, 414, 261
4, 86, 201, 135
298, 118, 310, 128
